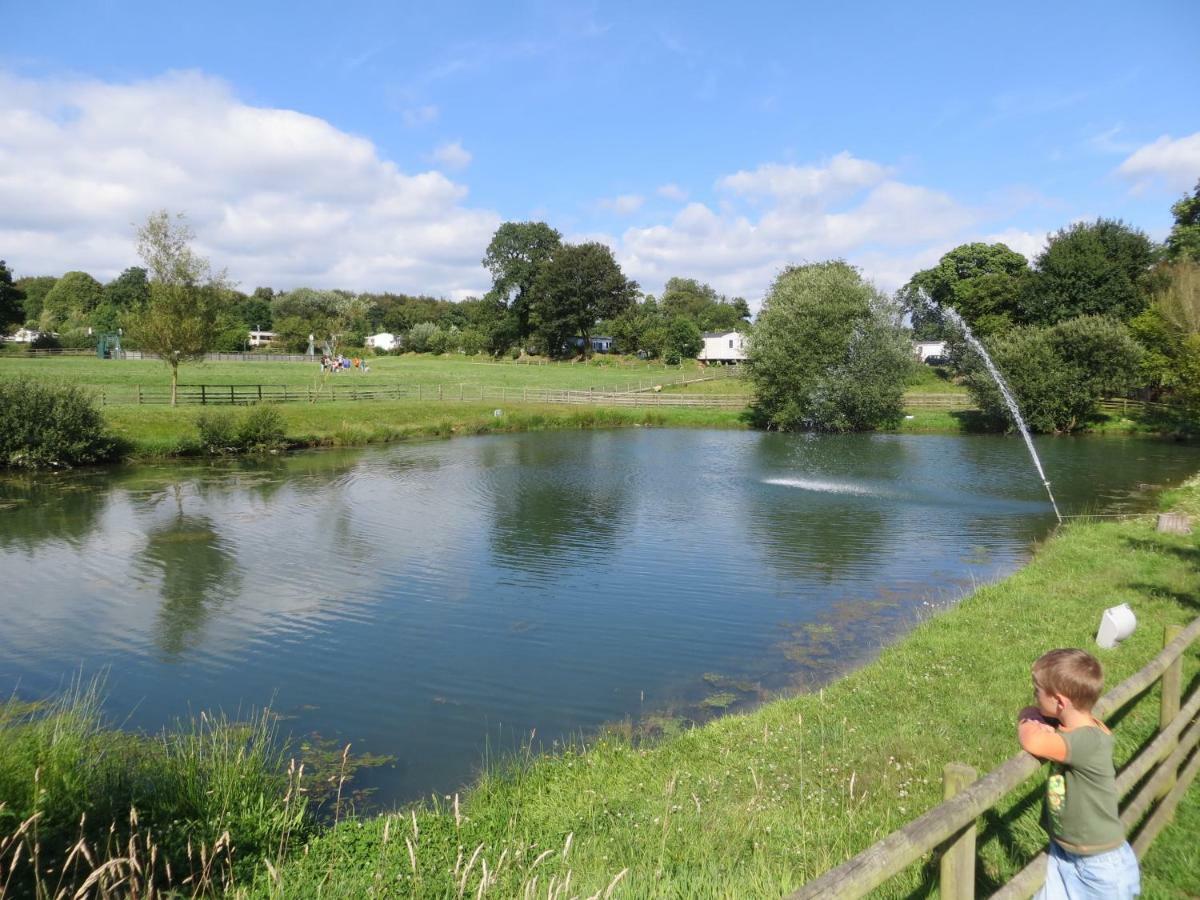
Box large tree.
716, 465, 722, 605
748, 261, 912, 432
482, 221, 562, 340
0, 261, 23, 334
527, 242, 638, 357
1021, 219, 1160, 325
1166, 180, 1200, 262
15, 275, 57, 324
126, 211, 226, 405
901, 242, 1029, 339
40, 271, 103, 329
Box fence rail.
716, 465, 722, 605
99, 383, 750, 408
787, 616, 1200, 899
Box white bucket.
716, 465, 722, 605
1096, 603, 1136, 650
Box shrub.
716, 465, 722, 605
196, 406, 287, 454
195, 409, 239, 453
959, 315, 1144, 433
29, 332, 61, 350
0, 378, 117, 468
236, 405, 286, 451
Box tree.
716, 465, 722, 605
126, 211, 225, 405
747, 261, 912, 432
1166, 180, 1200, 262
482, 221, 562, 340
900, 242, 1029, 339
960, 316, 1144, 433
40, 271, 103, 329
527, 242, 638, 357
1021, 219, 1160, 325
662, 317, 703, 365
0, 261, 23, 334
1130, 261, 1200, 415
15, 276, 57, 324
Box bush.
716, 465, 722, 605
196, 405, 287, 454
0, 378, 117, 468
195, 409, 239, 453
237, 405, 286, 451
57, 328, 97, 350
29, 332, 61, 350
959, 315, 1144, 433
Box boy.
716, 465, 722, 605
1018, 648, 1141, 899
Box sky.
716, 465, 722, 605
2, 0, 1198, 307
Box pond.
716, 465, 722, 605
0, 429, 1194, 807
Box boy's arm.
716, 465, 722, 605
1017, 708, 1068, 762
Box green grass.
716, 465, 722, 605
0, 353, 701, 397
99, 401, 750, 458
906, 363, 968, 394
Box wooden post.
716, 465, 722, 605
230, 385, 235, 404
1156, 513, 1191, 535
438, 384, 443, 400
940, 763, 977, 900
137, 384, 142, 404
200, 384, 207, 405
257, 384, 263, 402
1158, 623, 1184, 800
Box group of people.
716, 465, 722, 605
319, 354, 368, 374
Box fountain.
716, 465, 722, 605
922, 297, 1063, 523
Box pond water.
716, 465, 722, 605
0, 430, 1194, 807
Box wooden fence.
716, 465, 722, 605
787, 617, 1200, 899
100, 382, 750, 408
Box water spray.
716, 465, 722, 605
921, 296, 1063, 523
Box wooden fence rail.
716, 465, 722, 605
787, 616, 1200, 899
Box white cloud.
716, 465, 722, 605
598, 193, 644, 215
979, 228, 1049, 263
432, 140, 472, 170
717, 152, 890, 203
402, 104, 439, 127
1117, 132, 1200, 192
0, 70, 499, 295
615, 155, 984, 305
656, 183, 688, 202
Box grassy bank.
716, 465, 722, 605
3, 480, 1197, 897
101, 401, 750, 457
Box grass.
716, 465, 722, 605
99, 401, 750, 458
0, 354, 703, 397
2, 481, 1198, 897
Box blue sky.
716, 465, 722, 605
3, 0, 1198, 304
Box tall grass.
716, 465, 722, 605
0, 678, 307, 897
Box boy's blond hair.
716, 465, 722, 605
1033, 648, 1105, 711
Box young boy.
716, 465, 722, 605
1018, 648, 1141, 899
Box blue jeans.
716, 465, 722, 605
1035, 841, 1141, 899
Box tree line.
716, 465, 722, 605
0, 222, 750, 365
746, 180, 1199, 433
2, 180, 1197, 431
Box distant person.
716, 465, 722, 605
1018, 649, 1140, 899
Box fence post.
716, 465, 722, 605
258, 385, 263, 402
438, 384, 443, 400
230, 385, 235, 404
200, 385, 207, 405
939, 763, 977, 900
137, 384, 142, 404
1158, 624, 1184, 800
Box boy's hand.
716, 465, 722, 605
1017, 706, 1054, 730
1017, 710, 1068, 762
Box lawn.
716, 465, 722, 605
0, 353, 703, 399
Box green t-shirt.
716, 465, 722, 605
1044, 725, 1125, 855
